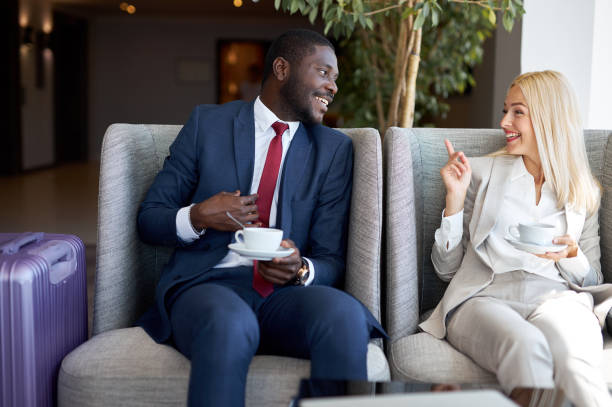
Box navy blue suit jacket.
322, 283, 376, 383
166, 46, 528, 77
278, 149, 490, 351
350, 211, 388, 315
137, 101, 354, 342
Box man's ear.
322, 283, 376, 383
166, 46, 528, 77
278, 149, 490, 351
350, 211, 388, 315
272, 57, 290, 82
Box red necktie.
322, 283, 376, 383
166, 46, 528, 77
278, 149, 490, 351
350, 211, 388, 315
252, 121, 288, 297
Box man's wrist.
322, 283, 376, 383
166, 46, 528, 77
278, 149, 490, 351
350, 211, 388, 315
293, 257, 310, 286
188, 204, 206, 235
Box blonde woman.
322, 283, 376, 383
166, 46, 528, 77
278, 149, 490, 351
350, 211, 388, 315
420, 70, 612, 407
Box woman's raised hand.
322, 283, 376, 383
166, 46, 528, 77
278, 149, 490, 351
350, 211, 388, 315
440, 139, 471, 216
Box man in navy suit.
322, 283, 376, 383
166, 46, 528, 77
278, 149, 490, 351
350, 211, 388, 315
137, 29, 385, 406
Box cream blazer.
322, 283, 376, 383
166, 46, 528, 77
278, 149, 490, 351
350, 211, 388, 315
419, 155, 612, 339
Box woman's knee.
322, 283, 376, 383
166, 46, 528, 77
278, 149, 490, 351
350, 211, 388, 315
498, 325, 552, 367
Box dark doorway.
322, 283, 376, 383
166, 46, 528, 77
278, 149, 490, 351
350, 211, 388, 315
53, 11, 88, 163
2, 0, 22, 175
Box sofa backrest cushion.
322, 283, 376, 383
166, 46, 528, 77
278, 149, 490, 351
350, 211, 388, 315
94, 123, 383, 334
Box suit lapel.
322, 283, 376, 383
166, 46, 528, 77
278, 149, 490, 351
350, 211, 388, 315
232, 102, 256, 194
277, 124, 312, 237
472, 156, 515, 250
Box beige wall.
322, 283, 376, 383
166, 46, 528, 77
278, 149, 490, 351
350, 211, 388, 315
88, 15, 317, 160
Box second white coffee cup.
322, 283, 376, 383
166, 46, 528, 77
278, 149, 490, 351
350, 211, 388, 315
508, 222, 556, 246
235, 228, 283, 252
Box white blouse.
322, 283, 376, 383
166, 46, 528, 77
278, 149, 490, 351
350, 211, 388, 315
435, 157, 588, 282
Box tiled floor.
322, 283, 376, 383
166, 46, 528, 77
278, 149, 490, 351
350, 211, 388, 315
0, 162, 99, 246
0, 162, 100, 336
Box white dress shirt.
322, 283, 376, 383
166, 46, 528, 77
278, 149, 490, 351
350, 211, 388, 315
175, 97, 315, 284
436, 157, 589, 282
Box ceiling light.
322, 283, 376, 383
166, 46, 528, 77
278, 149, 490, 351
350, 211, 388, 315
233, 0, 243, 7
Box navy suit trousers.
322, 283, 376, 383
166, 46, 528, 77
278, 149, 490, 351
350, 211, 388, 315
169, 266, 374, 407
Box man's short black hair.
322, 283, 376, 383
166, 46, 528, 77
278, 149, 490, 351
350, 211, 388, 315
262, 29, 334, 84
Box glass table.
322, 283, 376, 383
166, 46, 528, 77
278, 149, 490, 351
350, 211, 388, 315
291, 379, 571, 407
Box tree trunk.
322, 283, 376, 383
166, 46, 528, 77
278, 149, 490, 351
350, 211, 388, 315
385, 17, 409, 131
400, 27, 422, 128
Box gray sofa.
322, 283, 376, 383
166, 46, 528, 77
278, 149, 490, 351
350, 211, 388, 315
57, 124, 390, 407
383, 127, 612, 387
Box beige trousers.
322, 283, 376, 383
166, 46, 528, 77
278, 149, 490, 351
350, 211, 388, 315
446, 271, 610, 407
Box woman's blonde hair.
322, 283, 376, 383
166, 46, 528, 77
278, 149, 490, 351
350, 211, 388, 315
491, 70, 601, 214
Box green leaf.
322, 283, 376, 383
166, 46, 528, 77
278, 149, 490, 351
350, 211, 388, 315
336, 5, 342, 20
488, 8, 496, 25
322, 0, 330, 16
308, 6, 318, 24
432, 9, 439, 27
508, 0, 516, 16
358, 14, 365, 28
503, 11, 514, 31
422, 2, 430, 18
414, 10, 426, 30
365, 17, 374, 30
354, 0, 363, 14
324, 19, 333, 35
275, 0, 281, 9
290, 0, 299, 14
401, 7, 412, 20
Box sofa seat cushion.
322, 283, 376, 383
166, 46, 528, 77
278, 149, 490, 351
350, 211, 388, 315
389, 332, 497, 384
603, 332, 612, 385
58, 327, 389, 407
392, 332, 612, 388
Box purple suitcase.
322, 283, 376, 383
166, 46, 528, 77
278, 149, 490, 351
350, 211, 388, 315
0, 232, 87, 407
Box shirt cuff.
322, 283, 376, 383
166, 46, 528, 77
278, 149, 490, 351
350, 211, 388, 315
302, 257, 315, 286
434, 209, 464, 251
176, 204, 205, 243
556, 248, 593, 285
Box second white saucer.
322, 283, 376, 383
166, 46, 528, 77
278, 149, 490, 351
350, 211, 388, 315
228, 243, 295, 261
504, 235, 567, 255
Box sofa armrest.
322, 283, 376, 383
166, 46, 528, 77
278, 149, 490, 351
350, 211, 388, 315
94, 124, 178, 335
337, 128, 383, 325
383, 128, 420, 341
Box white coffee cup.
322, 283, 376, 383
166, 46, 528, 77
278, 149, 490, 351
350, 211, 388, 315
234, 228, 283, 251
508, 222, 556, 246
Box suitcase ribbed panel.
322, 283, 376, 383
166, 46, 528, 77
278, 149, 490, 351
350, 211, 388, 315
0, 233, 87, 407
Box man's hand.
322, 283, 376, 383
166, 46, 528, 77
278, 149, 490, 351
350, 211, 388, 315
257, 239, 301, 285
190, 190, 260, 231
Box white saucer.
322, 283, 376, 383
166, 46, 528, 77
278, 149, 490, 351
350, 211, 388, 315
504, 235, 567, 254
228, 243, 295, 261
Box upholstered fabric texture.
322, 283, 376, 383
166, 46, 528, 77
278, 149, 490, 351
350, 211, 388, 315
340, 128, 384, 324
389, 332, 496, 384
60, 123, 388, 407
384, 127, 612, 386
57, 327, 389, 407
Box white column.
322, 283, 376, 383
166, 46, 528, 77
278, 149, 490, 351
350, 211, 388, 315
521, 0, 612, 129
588, 0, 612, 129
